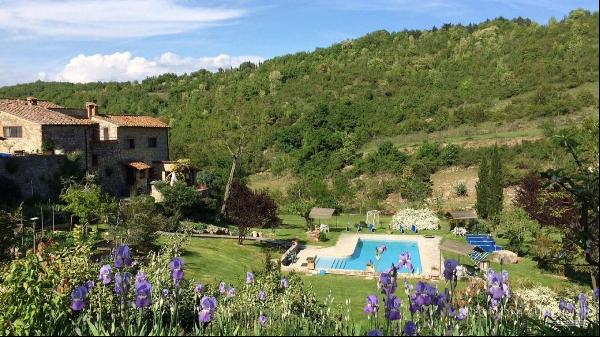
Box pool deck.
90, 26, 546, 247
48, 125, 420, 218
283, 233, 443, 279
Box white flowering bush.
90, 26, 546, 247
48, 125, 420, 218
391, 208, 440, 231
452, 227, 467, 236
514, 286, 598, 324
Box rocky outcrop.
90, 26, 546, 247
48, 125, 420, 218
490, 250, 520, 264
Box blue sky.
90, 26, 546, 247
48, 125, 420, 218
0, 0, 597, 86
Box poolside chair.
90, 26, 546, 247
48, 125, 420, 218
410, 225, 418, 233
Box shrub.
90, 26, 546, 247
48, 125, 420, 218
114, 195, 169, 250
391, 208, 439, 231
156, 182, 202, 218
455, 182, 468, 197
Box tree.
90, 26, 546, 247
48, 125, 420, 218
475, 156, 490, 218
219, 107, 255, 218
542, 124, 599, 289
225, 181, 281, 244
60, 176, 116, 234
475, 146, 504, 219
488, 145, 504, 219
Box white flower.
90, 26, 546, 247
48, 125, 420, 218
391, 208, 439, 231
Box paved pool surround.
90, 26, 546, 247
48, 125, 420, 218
284, 233, 443, 279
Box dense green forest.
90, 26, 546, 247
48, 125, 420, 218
1, 9, 598, 211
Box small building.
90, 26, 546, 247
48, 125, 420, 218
445, 210, 478, 226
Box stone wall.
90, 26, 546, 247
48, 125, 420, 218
0, 154, 85, 200
0, 112, 43, 153
118, 127, 169, 164
42, 125, 95, 168
91, 140, 127, 196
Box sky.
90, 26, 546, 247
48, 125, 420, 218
0, 0, 598, 86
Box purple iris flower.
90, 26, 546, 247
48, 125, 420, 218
195, 283, 205, 293
410, 282, 440, 313
364, 295, 379, 315
593, 288, 599, 301
455, 307, 468, 321
226, 287, 236, 298
385, 295, 401, 321
201, 296, 217, 311
135, 271, 148, 288
443, 259, 458, 281
367, 329, 383, 336
85, 280, 95, 291
379, 268, 397, 295
98, 264, 112, 285
114, 272, 131, 295
486, 269, 510, 305
198, 296, 217, 324
218, 282, 227, 294
70, 285, 88, 311
258, 289, 267, 301
280, 277, 289, 289
246, 272, 254, 284
162, 289, 169, 298
169, 257, 184, 285
199, 309, 212, 323
578, 294, 588, 321
135, 279, 152, 308
559, 300, 575, 314
402, 321, 417, 336
114, 245, 132, 268
543, 311, 552, 320
258, 314, 267, 328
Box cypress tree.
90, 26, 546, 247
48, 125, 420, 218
488, 145, 504, 218
475, 156, 489, 218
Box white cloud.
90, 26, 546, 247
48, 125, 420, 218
0, 0, 245, 39
54, 52, 264, 83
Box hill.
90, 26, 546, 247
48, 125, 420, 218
1, 9, 598, 211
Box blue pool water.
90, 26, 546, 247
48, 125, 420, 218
315, 239, 423, 273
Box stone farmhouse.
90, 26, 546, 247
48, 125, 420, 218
0, 97, 172, 197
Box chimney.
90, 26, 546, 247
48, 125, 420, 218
86, 102, 98, 118
26, 97, 38, 106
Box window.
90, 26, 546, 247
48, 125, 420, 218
3, 126, 22, 138
128, 138, 135, 149
103, 127, 109, 140
147, 137, 157, 148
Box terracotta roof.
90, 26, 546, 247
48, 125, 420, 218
0, 99, 96, 125
128, 161, 152, 170
93, 115, 169, 128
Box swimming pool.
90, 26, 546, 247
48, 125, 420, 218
315, 239, 423, 273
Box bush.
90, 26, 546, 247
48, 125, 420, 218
530, 232, 564, 273
391, 208, 439, 231
114, 195, 169, 249
455, 182, 468, 197
496, 208, 540, 256
156, 182, 202, 218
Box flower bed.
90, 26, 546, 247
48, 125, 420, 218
0, 236, 598, 336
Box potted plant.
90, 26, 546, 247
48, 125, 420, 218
41, 140, 54, 155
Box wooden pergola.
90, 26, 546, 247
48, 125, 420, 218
445, 210, 478, 225
309, 207, 338, 228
